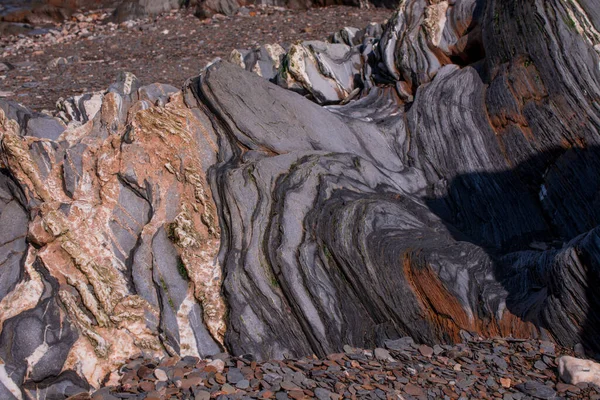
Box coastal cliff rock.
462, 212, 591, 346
1, 0, 600, 398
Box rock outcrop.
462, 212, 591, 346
1, 0, 600, 398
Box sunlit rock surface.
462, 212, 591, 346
1, 0, 600, 398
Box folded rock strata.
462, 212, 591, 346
1, 0, 600, 398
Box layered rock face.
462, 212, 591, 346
1, 0, 600, 398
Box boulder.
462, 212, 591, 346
558, 356, 600, 386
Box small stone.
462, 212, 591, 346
228, 367, 245, 384
374, 348, 393, 362
418, 345, 434, 357
195, 390, 210, 400
343, 345, 355, 354
500, 377, 511, 388
47, 57, 68, 68
138, 381, 154, 392
22, 82, 39, 88
534, 360, 547, 370
384, 337, 415, 351
556, 382, 570, 393
557, 382, 581, 393
540, 341, 556, 355
314, 387, 333, 400
327, 353, 345, 361
182, 355, 199, 365
173, 367, 185, 379
485, 377, 498, 389
137, 365, 153, 379
404, 383, 424, 396
281, 380, 300, 390
515, 381, 556, 399
574, 343, 585, 357
221, 383, 236, 394
236, 379, 250, 389
181, 376, 202, 390
288, 390, 305, 399
154, 369, 168, 381
492, 355, 508, 369
215, 372, 226, 384
459, 330, 473, 342
207, 359, 225, 373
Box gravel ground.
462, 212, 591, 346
0, 5, 392, 111
80, 336, 600, 400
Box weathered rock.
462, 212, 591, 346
2, 0, 600, 397
559, 356, 600, 387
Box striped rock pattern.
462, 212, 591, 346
1, 0, 600, 398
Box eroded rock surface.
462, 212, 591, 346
1, 0, 600, 398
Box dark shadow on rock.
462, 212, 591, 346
425, 146, 600, 359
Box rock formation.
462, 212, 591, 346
1, 0, 600, 398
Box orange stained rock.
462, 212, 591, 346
403, 251, 538, 343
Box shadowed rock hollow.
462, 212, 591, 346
1, 0, 600, 398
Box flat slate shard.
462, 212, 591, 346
1, 0, 600, 398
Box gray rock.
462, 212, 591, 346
227, 368, 244, 384
574, 343, 585, 358
138, 83, 179, 105
515, 381, 557, 399
385, 337, 415, 351
314, 387, 333, 400
236, 379, 249, 389
534, 360, 547, 370
275, 392, 290, 400
195, 391, 211, 400
491, 355, 508, 370
25, 116, 65, 140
